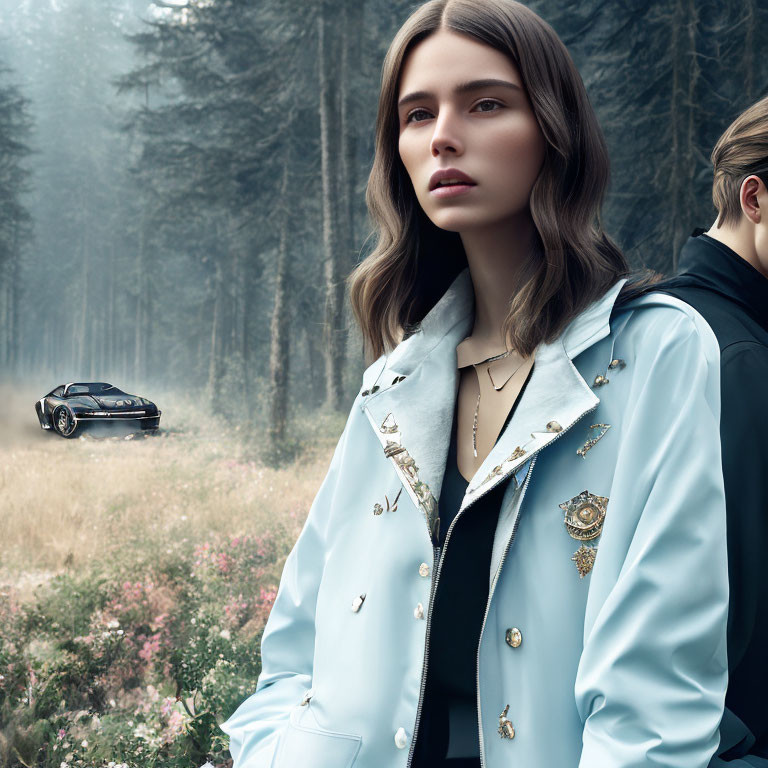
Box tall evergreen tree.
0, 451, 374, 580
0, 63, 33, 373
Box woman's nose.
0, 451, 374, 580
430, 108, 464, 157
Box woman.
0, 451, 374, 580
221, 2, 729, 766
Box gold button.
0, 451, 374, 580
418, 563, 430, 578
505, 627, 522, 648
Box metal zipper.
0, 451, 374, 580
475, 397, 598, 767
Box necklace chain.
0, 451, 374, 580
470, 350, 527, 458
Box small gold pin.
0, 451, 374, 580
351, 594, 366, 612
576, 424, 611, 458
593, 375, 609, 387
498, 705, 515, 739
385, 488, 402, 512
609, 358, 626, 370
380, 413, 398, 434
384, 440, 405, 458
373, 503, 383, 516
571, 544, 598, 578
546, 421, 563, 433
510, 446, 526, 460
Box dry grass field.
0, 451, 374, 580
0, 380, 342, 599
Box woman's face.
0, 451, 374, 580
397, 29, 546, 234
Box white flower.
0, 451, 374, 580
191, 618, 196, 625
107, 619, 120, 629
81, 739, 88, 748
109, 698, 116, 707
116, 629, 124, 635
219, 629, 231, 640
60, 762, 69, 768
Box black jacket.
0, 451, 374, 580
658, 230, 768, 766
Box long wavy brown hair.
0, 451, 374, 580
348, 0, 634, 362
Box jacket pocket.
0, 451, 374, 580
272, 704, 362, 768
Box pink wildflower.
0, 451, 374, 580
138, 635, 161, 662
259, 587, 278, 608
162, 710, 187, 743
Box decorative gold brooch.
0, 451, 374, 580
559, 490, 609, 577
559, 490, 608, 541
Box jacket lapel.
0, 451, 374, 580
360, 269, 627, 544
361, 271, 474, 544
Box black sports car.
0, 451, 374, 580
35, 382, 162, 438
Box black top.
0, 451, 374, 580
412, 371, 530, 768
656, 230, 768, 764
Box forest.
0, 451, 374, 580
0, 0, 766, 765
1, 0, 765, 446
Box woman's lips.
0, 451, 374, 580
430, 183, 476, 198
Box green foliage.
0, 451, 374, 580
0, 532, 279, 767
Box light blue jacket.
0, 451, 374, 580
221, 269, 729, 768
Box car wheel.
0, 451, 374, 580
53, 406, 80, 439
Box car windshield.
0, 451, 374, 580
66, 383, 121, 396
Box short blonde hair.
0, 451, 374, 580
712, 95, 768, 228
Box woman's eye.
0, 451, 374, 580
404, 99, 503, 124
473, 99, 502, 113
405, 108, 431, 124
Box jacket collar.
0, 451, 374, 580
360, 268, 627, 539
674, 228, 768, 331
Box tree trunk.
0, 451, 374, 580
78, 215, 90, 377
339, 0, 363, 264
668, 0, 699, 272
134, 209, 146, 382
268, 159, 291, 447
743, 0, 754, 102
108, 248, 115, 375
318, 3, 345, 411
207, 259, 224, 401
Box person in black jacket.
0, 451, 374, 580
658, 95, 768, 765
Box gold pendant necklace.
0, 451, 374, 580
471, 351, 527, 458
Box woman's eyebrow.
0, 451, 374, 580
397, 78, 522, 109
